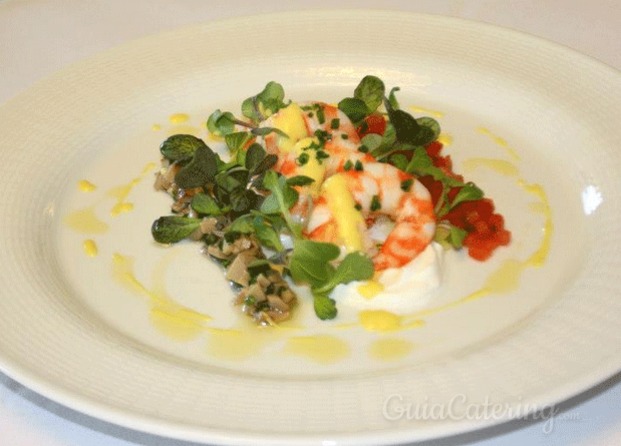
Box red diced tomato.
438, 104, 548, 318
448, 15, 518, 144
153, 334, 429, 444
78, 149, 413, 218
357, 113, 386, 138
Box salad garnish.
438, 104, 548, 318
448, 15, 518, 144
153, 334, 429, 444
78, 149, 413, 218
152, 76, 510, 324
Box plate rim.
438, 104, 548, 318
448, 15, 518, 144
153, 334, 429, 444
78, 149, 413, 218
1, 9, 620, 446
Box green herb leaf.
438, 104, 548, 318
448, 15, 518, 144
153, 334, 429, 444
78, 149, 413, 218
207, 109, 236, 136
244, 144, 267, 172
434, 224, 467, 249
405, 147, 462, 187
450, 182, 484, 209
225, 131, 253, 154
226, 215, 254, 233
286, 175, 315, 187
191, 193, 224, 215
151, 216, 201, 244
260, 170, 300, 236
416, 117, 441, 144
354, 75, 385, 113
337, 97, 369, 124
252, 216, 284, 252
387, 108, 421, 144
387, 86, 401, 109
241, 81, 287, 123
289, 239, 339, 287
313, 293, 337, 320
174, 145, 219, 189
314, 251, 374, 295
251, 126, 289, 138
252, 153, 278, 176
388, 153, 409, 171
360, 133, 383, 152
160, 134, 207, 162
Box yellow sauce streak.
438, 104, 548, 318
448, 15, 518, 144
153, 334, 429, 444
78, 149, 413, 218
64, 207, 109, 234
409, 105, 444, 118
150, 304, 210, 342
476, 127, 521, 161
360, 310, 401, 331
152, 124, 162, 131
284, 335, 349, 364
519, 182, 553, 267
110, 202, 134, 216
83, 239, 98, 257
107, 162, 156, 217
358, 280, 384, 299
78, 179, 96, 192
462, 158, 520, 177
206, 328, 271, 360
438, 133, 453, 146
405, 179, 552, 322
358, 310, 424, 332
112, 253, 211, 341
368, 338, 414, 361
169, 113, 190, 124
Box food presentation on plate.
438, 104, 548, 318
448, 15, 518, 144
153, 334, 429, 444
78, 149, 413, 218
151, 75, 512, 326
1, 10, 619, 446
57, 68, 556, 373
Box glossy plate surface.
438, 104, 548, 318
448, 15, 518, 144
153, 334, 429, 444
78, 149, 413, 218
0, 11, 620, 446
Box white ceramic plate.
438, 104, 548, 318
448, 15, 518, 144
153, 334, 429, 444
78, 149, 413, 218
0, 11, 620, 446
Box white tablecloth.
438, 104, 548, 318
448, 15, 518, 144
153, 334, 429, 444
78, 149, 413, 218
1, 1, 620, 445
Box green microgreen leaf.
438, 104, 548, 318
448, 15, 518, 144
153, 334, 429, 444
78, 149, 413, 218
251, 216, 284, 252
191, 193, 224, 215
434, 223, 467, 249
450, 182, 484, 209
313, 251, 374, 295
251, 126, 289, 138
242, 81, 287, 123
416, 117, 441, 144
313, 293, 337, 320
289, 239, 340, 286
244, 143, 267, 172
354, 75, 385, 113
151, 216, 201, 244
387, 86, 401, 109
207, 109, 236, 136
260, 170, 300, 237
337, 97, 369, 124
174, 145, 219, 189
160, 134, 207, 162
225, 131, 253, 154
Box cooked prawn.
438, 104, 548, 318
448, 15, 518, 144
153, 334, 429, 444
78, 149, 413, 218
259, 102, 367, 220
258, 101, 436, 270
305, 162, 436, 271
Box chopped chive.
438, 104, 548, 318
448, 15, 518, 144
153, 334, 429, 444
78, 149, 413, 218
354, 160, 363, 171
330, 118, 340, 129
316, 150, 329, 162
316, 106, 325, 124
358, 145, 369, 153
307, 112, 314, 118
341, 134, 349, 140
354, 203, 362, 211
297, 153, 309, 165
400, 178, 414, 191
370, 195, 381, 212
343, 160, 353, 171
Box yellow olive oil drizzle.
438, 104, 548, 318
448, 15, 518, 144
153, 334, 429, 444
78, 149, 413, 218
65, 111, 553, 365
112, 252, 212, 341
401, 133, 552, 325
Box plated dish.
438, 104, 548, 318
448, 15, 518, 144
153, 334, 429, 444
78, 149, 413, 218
0, 11, 620, 446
